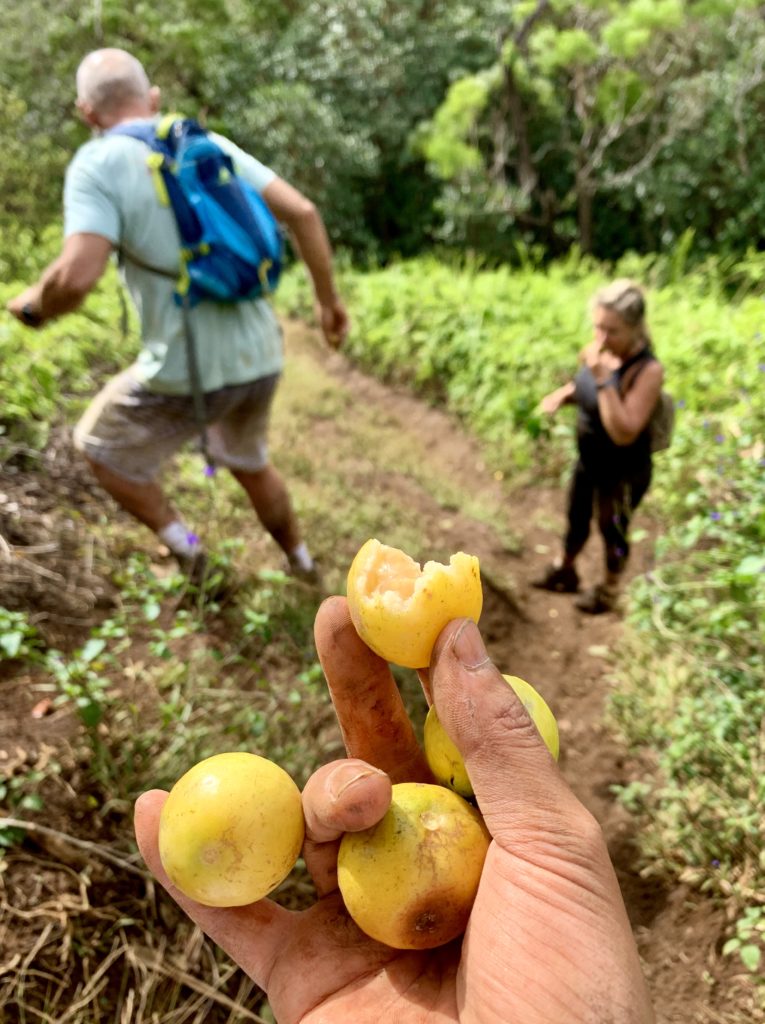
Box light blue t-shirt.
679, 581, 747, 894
64, 118, 284, 395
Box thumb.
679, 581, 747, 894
429, 619, 582, 846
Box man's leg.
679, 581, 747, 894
230, 465, 302, 558
85, 456, 175, 532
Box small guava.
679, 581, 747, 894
424, 674, 560, 798
346, 538, 483, 669
158, 751, 304, 907
337, 781, 490, 950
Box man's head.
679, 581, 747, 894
76, 49, 160, 130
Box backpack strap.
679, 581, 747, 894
617, 346, 655, 395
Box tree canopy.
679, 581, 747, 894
3, 0, 764, 266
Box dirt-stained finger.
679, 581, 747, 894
301, 759, 392, 897
314, 596, 431, 783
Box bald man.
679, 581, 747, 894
8, 49, 349, 583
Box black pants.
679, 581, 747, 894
564, 459, 652, 575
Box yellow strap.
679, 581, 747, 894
146, 153, 170, 206
157, 112, 184, 139
258, 259, 273, 294
177, 251, 191, 297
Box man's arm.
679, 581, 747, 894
7, 233, 113, 328
261, 178, 349, 348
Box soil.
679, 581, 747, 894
0, 318, 760, 1023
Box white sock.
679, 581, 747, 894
288, 542, 314, 572
158, 521, 201, 556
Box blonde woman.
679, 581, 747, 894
534, 280, 664, 613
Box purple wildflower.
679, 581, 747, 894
204, 464, 217, 477
715, 434, 725, 443
710, 511, 722, 521
712, 859, 720, 868
676, 399, 686, 409
187, 532, 200, 547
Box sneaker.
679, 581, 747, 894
532, 563, 580, 593
575, 584, 617, 615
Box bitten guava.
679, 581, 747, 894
346, 538, 482, 669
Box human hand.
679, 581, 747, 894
585, 339, 620, 386
539, 384, 571, 415
6, 288, 43, 328
134, 597, 654, 1024
316, 297, 349, 349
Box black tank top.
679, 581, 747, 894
573, 347, 655, 476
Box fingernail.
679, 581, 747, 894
328, 763, 387, 801
452, 620, 489, 670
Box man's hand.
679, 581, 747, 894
134, 598, 654, 1024
6, 288, 44, 328
316, 297, 349, 349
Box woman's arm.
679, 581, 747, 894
597, 361, 664, 446
540, 380, 576, 415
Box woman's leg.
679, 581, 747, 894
576, 464, 651, 612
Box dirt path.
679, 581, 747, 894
286, 321, 747, 1023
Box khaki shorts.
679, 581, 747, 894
73, 369, 280, 483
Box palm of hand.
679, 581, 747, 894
135, 600, 652, 1024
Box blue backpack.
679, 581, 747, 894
109, 115, 283, 306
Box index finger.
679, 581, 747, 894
314, 596, 431, 783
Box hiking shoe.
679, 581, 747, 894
532, 563, 580, 593
575, 584, 617, 615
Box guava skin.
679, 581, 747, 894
158, 752, 305, 908
337, 782, 490, 950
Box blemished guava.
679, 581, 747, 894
158, 751, 304, 907
337, 781, 490, 950
424, 673, 560, 798
346, 538, 483, 669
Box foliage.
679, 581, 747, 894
4, 0, 765, 268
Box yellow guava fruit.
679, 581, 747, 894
158, 751, 304, 907
337, 781, 490, 949
346, 538, 482, 668
424, 674, 560, 798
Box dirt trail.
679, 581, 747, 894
291, 322, 746, 1023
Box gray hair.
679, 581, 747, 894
76, 49, 151, 114
592, 278, 650, 343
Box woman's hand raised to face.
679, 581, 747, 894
134, 597, 654, 1024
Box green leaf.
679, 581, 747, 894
739, 944, 762, 972
0, 631, 23, 658
735, 556, 765, 579
80, 638, 107, 664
